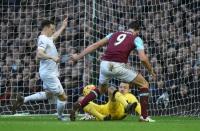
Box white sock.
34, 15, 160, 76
57, 99, 66, 117
24, 92, 47, 103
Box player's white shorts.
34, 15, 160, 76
99, 60, 138, 85
40, 74, 64, 95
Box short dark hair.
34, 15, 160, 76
40, 20, 54, 30
128, 21, 140, 31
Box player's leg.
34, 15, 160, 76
78, 86, 102, 109
70, 86, 101, 121
70, 61, 110, 121
12, 91, 49, 114
12, 93, 24, 114
100, 61, 127, 108
71, 61, 109, 113
41, 76, 68, 121
51, 77, 68, 121
83, 96, 111, 121
131, 73, 155, 122
11, 74, 53, 114
56, 95, 67, 120
83, 103, 110, 121
111, 63, 151, 120
57, 93, 68, 121
24, 92, 48, 103
79, 61, 111, 108
71, 92, 106, 121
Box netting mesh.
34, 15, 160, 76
0, 0, 200, 116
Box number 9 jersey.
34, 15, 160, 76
101, 31, 144, 63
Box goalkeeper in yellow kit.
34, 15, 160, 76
78, 82, 141, 120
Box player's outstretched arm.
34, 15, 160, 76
52, 17, 68, 41
71, 38, 108, 61
138, 50, 157, 80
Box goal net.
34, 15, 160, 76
0, 0, 199, 116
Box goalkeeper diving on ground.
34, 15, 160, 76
77, 82, 141, 121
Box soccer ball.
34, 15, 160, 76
83, 85, 96, 96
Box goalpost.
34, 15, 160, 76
0, 0, 199, 116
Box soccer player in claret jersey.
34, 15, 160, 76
12, 18, 68, 121
70, 21, 156, 122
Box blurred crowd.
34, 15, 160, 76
0, 0, 199, 114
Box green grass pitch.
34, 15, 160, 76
0, 115, 199, 131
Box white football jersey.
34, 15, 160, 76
37, 35, 59, 77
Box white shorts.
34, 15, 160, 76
99, 60, 138, 85
40, 75, 64, 95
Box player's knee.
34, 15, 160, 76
58, 94, 68, 101
144, 80, 149, 88
138, 79, 149, 88
46, 92, 54, 99
133, 73, 149, 88
63, 95, 68, 101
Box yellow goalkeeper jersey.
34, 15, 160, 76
83, 93, 141, 120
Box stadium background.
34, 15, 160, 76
0, 0, 199, 117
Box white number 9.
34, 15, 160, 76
114, 34, 127, 46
